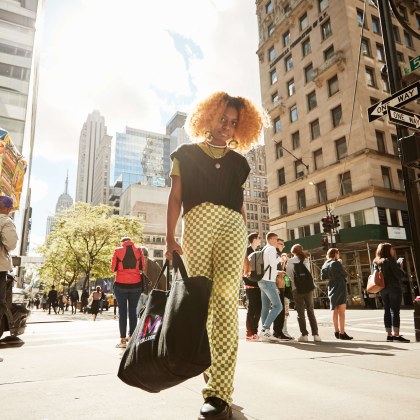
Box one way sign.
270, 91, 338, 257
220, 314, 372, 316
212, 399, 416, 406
368, 81, 420, 122
388, 106, 420, 130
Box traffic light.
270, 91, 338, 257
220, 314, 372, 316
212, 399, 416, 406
333, 215, 340, 230
322, 215, 333, 233
322, 237, 328, 251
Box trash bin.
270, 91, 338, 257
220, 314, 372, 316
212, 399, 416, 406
414, 297, 420, 342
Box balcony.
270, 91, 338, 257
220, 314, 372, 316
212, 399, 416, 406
313, 51, 346, 87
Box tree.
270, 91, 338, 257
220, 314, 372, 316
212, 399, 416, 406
40, 203, 143, 290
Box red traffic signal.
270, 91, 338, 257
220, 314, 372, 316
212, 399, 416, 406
322, 237, 328, 251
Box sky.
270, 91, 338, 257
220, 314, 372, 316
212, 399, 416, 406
25, 0, 262, 252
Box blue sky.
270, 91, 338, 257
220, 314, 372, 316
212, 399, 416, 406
25, 0, 261, 251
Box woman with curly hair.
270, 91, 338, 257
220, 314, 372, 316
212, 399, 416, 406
166, 91, 266, 419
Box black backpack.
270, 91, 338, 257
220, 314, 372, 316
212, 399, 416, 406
248, 246, 271, 282
293, 260, 315, 294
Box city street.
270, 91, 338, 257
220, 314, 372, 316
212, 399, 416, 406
1, 307, 419, 419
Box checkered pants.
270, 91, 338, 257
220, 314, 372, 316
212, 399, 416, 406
182, 202, 248, 405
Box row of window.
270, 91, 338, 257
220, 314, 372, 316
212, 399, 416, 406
244, 190, 267, 199
0, 61, 31, 82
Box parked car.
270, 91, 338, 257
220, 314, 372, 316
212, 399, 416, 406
0, 274, 30, 339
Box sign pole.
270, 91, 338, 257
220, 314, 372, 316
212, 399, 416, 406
377, 0, 420, 283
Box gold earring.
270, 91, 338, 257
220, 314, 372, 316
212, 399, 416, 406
228, 138, 238, 149
205, 131, 214, 141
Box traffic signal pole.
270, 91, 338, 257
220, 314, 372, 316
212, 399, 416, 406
377, 0, 420, 282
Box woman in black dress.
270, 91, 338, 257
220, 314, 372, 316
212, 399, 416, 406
90, 286, 102, 321
321, 248, 352, 340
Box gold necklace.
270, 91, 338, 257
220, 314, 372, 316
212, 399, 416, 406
206, 142, 227, 169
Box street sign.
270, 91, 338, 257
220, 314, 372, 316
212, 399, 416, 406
368, 80, 420, 122
388, 106, 420, 130
402, 55, 420, 75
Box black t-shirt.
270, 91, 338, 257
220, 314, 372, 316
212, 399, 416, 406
244, 245, 259, 288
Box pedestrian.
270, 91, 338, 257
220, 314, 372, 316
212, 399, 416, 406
47, 285, 58, 315
80, 288, 89, 313
34, 296, 40, 309
257, 232, 283, 343
136, 247, 166, 316
41, 293, 47, 311
373, 243, 410, 342
0, 195, 18, 364
89, 286, 102, 321
58, 293, 65, 314
273, 239, 293, 341
111, 237, 145, 348
243, 232, 262, 342
321, 248, 353, 340
69, 287, 79, 314
165, 91, 265, 419
286, 244, 321, 342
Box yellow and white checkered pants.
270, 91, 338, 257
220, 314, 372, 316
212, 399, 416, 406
182, 202, 248, 405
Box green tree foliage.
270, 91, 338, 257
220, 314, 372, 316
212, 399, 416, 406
39, 203, 143, 290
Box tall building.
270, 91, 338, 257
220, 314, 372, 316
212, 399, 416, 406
92, 133, 111, 205
75, 111, 107, 203
244, 145, 270, 241
166, 111, 189, 147
0, 0, 41, 151
255, 0, 420, 302
46, 174, 73, 237
114, 126, 176, 192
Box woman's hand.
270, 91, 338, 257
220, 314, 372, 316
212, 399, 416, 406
165, 238, 183, 261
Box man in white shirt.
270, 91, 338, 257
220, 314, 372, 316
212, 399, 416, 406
258, 232, 283, 342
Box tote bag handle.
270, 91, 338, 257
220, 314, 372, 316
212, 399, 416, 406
151, 252, 188, 291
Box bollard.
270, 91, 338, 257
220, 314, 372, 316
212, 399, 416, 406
414, 297, 420, 342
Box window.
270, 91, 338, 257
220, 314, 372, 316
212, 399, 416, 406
283, 31, 291, 47
313, 148, 324, 170
331, 105, 343, 128
316, 181, 328, 203
381, 166, 392, 189
290, 105, 298, 123
404, 31, 413, 48
287, 79, 295, 96
292, 131, 300, 149
324, 45, 334, 61
274, 116, 281, 133
304, 63, 314, 83
280, 197, 288, 215
154, 249, 164, 258
328, 74, 339, 96
376, 43, 385, 62
361, 38, 371, 56
396, 51, 404, 62
393, 25, 400, 42
397, 169, 404, 190
340, 171, 352, 195
399, 6, 408, 21
354, 210, 365, 226
376, 130, 386, 153
391, 134, 399, 156
297, 190, 306, 209
389, 209, 399, 226
0, 62, 31, 81
295, 161, 305, 179
300, 13, 308, 31
288, 229, 295, 240
268, 46, 275, 61
372, 16, 380, 34
365, 66, 376, 87
378, 207, 387, 225
370, 96, 379, 106
271, 91, 279, 103
302, 38, 311, 56
276, 141, 283, 159
381, 74, 390, 92
357, 9, 365, 27
298, 225, 311, 238
321, 20, 332, 40
319, 0, 328, 12
270, 69, 277, 84
268, 23, 274, 37
342, 214, 351, 228
335, 137, 347, 160
266, 1, 273, 14
278, 168, 286, 186
285, 55, 293, 71
310, 119, 320, 140
314, 222, 321, 234
307, 91, 317, 110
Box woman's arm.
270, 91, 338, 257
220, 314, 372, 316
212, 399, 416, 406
165, 176, 183, 261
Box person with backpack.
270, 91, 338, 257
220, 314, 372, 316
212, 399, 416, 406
111, 237, 145, 348
243, 232, 262, 341
321, 248, 352, 340
47, 285, 58, 315
373, 243, 410, 342
69, 287, 79, 314
255, 232, 283, 342
286, 244, 321, 342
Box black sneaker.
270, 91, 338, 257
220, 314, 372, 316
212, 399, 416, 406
199, 397, 232, 419
339, 332, 353, 340
334, 331, 339, 339
393, 335, 410, 343
274, 333, 294, 341
387, 336, 394, 341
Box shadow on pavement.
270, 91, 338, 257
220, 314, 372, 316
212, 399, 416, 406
273, 340, 409, 356
232, 403, 252, 420
0, 336, 25, 348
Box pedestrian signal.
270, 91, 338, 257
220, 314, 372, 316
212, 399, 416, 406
322, 216, 333, 233
333, 215, 340, 230
322, 237, 328, 251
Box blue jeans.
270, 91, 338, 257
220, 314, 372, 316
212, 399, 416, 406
258, 280, 283, 330
380, 287, 402, 329
114, 284, 142, 338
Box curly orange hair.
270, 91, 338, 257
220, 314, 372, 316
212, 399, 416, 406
185, 92, 268, 152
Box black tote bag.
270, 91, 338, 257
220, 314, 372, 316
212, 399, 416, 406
117, 252, 212, 393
